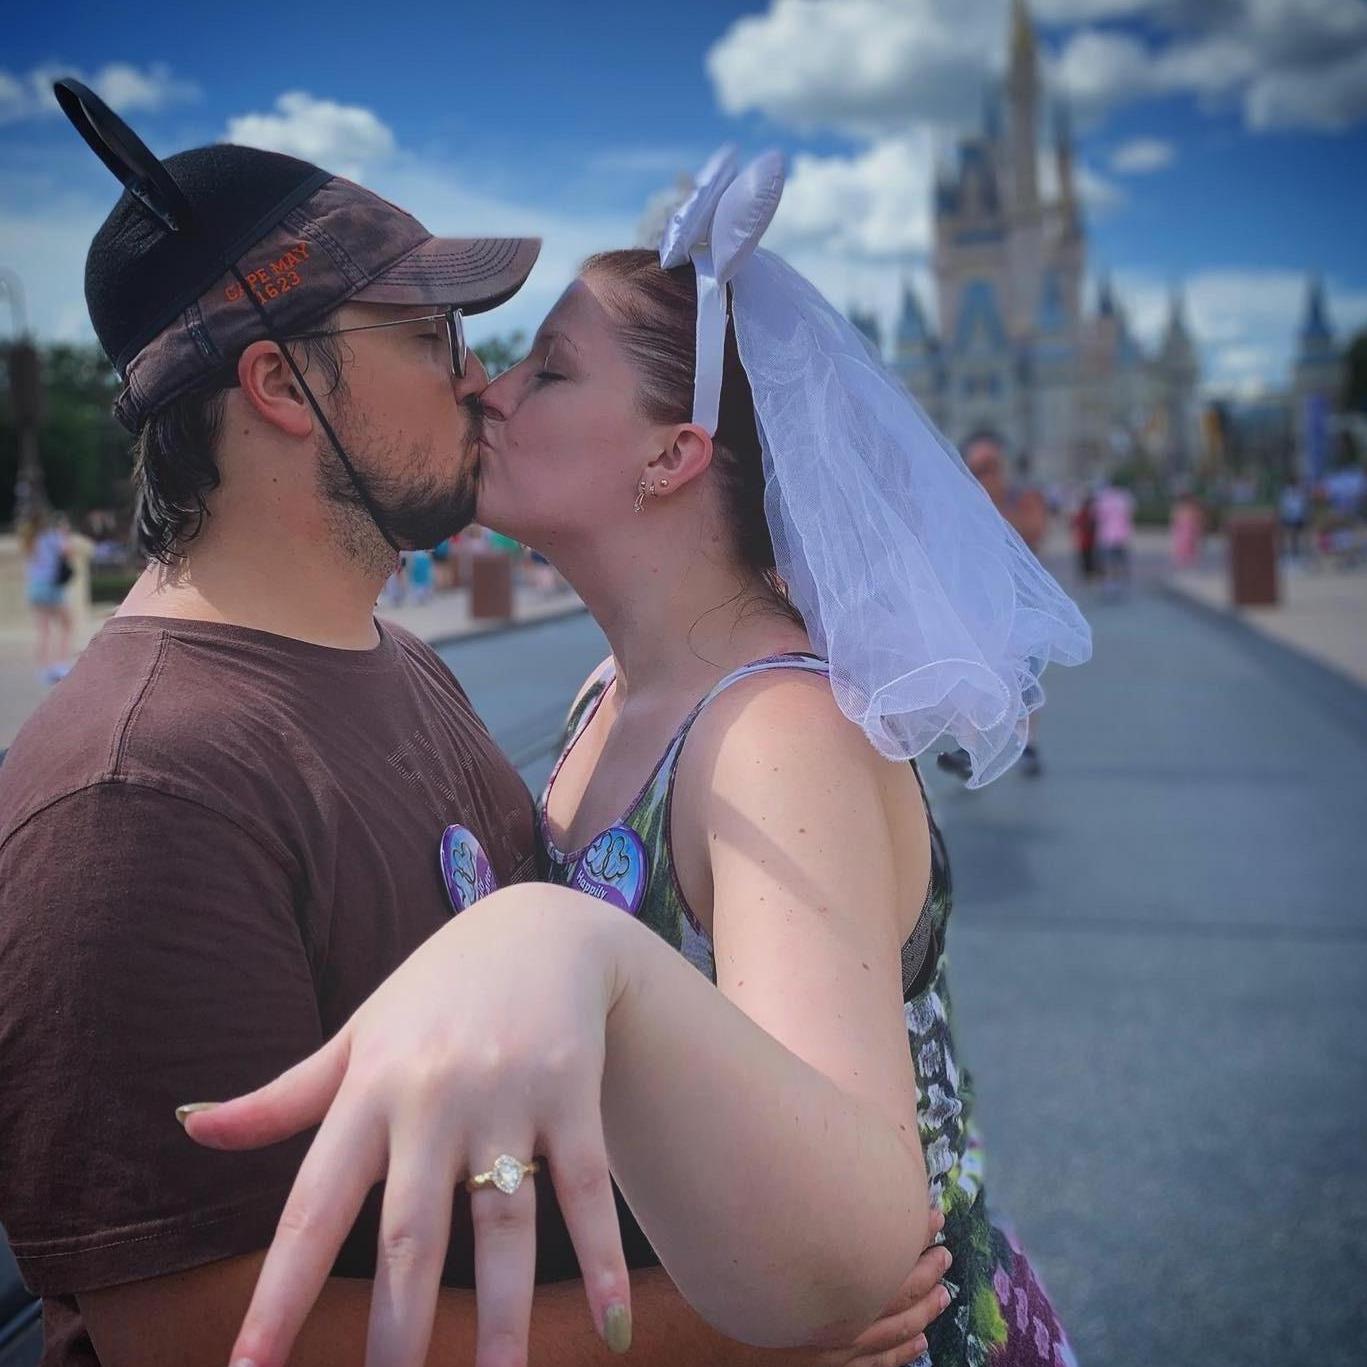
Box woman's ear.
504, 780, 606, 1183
237, 341, 315, 439
647, 423, 714, 494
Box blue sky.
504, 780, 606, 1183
3, 0, 1365, 396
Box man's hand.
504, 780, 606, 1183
809, 1207, 950, 1367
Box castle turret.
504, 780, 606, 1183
1292, 276, 1343, 481
849, 305, 883, 358
1054, 100, 1078, 233
1159, 287, 1197, 374
1006, 0, 1040, 214
1155, 287, 1201, 475
893, 280, 947, 430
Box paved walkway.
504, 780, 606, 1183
1166, 543, 1367, 690
0, 582, 584, 749
440, 593, 1367, 1367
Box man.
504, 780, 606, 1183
0, 88, 946, 1365
938, 432, 1050, 781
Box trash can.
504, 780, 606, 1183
469, 551, 513, 620
1227, 513, 1279, 607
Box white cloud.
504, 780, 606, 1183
707, 0, 1003, 138
1244, 46, 1367, 131
1112, 266, 1367, 394
1075, 162, 1127, 209
586, 147, 705, 177
0, 61, 199, 126
1033, 0, 1151, 17
709, 0, 1367, 139
1050, 0, 1367, 129
767, 135, 935, 259
363, 158, 634, 344
224, 93, 397, 180
0, 190, 107, 343
1051, 29, 1156, 115
1109, 136, 1176, 173
5, 97, 637, 352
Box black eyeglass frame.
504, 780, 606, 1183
279, 306, 468, 379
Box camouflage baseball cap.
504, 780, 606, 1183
74, 125, 539, 432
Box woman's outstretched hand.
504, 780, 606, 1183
180, 885, 633, 1367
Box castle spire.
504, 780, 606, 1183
1299, 275, 1333, 345
1010, 0, 1038, 67
1054, 99, 1076, 211
1006, 0, 1040, 211
1097, 272, 1116, 318
1161, 284, 1196, 368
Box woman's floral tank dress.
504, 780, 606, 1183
537, 653, 1078, 1367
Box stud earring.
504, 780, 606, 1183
659, 478, 669, 488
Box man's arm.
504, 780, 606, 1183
80, 1256, 837, 1366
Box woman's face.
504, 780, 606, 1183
475, 276, 664, 547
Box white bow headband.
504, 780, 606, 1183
658, 145, 786, 433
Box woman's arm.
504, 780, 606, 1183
184, 678, 936, 1363
593, 671, 931, 1348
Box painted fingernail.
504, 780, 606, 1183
941, 1247, 954, 1270
174, 1102, 220, 1127
601, 1302, 632, 1354
937, 1286, 952, 1311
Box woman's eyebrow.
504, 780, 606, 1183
539, 329, 581, 356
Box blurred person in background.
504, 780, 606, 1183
21, 510, 75, 682
406, 546, 435, 604
1094, 478, 1136, 597
1169, 488, 1205, 570
1071, 487, 1098, 582
1278, 480, 1308, 561
938, 432, 1050, 779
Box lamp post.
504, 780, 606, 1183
1, 267, 46, 524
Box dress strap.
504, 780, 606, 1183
562, 656, 617, 749
656, 653, 829, 771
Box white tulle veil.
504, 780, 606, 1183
658, 147, 1092, 786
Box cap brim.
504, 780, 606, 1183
352, 235, 540, 315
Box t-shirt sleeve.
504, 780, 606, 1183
0, 782, 322, 1295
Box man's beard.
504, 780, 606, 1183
317, 397, 482, 568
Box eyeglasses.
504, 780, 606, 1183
280, 306, 468, 379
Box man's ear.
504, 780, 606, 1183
646, 424, 714, 494
237, 341, 315, 439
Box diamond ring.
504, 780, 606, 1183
464, 1154, 541, 1196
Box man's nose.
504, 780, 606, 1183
453, 350, 490, 403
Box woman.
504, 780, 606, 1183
1070, 491, 1097, 583
1169, 492, 1204, 570
21, 512, 74, 680
183, 151, 1090, 1367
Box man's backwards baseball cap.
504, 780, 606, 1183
56, 79, 540, 432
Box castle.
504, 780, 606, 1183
877, 0, 1202, 487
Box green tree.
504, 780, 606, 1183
1, 341, 130, 526
1343, 330, 1367, 414
473, 331, 526, 378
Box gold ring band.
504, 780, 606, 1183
465, 1154, 540, 1196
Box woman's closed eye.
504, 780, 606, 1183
534, 369, 566, 384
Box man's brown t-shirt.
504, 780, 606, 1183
0, 615, 552, 1363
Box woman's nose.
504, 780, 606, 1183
477, 372, 513, 423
